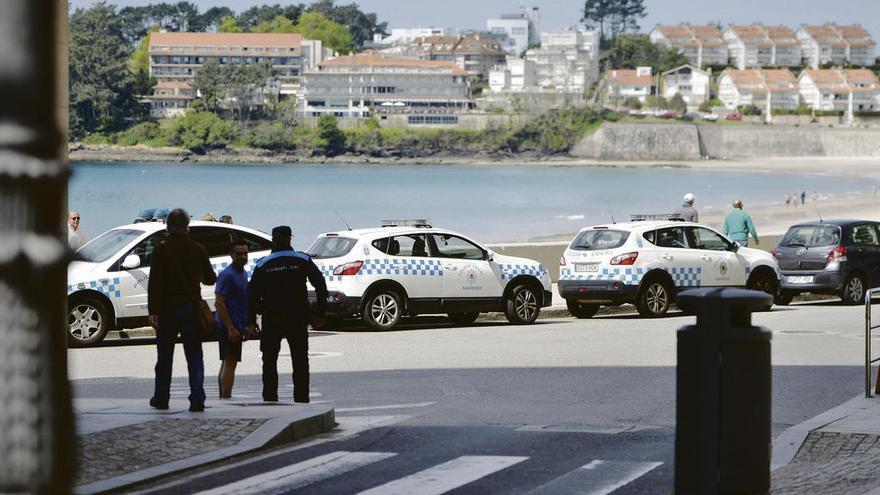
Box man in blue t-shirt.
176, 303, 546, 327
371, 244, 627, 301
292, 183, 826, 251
215, 240, 249, 399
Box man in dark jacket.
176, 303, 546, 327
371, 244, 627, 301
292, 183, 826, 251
246, 226, 327, 403
147, 209, 217, 412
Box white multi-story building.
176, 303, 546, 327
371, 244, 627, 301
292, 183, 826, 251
717, 68, 799, 110
487, 6, 540, 55
301, 52, 471, 121
723, 24, 802, 69
373, 27, 446, 47
489, 59, 536, 93
148, 81, 197, 118
649, 24, 728, 67
797, 24, 877, 69
379, 35, 507, 81
660, 65, 711, 106
525, 29, 599, 92
798, 69, 880, 112
605, 67, 653, 104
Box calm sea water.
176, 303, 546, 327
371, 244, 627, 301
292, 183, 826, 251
69, 161, 876, 244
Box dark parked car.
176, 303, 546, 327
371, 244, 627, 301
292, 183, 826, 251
772, 220, 880, 305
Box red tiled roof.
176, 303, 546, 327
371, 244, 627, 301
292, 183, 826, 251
149, 32, 302, 49
605, 69, 652, 86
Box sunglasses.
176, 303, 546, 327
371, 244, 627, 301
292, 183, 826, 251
70, 217, 80, 220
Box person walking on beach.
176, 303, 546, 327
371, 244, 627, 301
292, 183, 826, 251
784, 193, 792, 206
676, 193, 699, 222
801, 190, 806, 206
68, 210, 88, 250
215, 240, 249, 399
147, 208, 217, 412
723, 200, 759, 247
246, 226, 327, 403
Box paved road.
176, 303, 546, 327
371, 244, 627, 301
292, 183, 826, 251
70, 300, 871, 493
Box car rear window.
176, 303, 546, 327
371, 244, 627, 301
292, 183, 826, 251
569, 230, 630, 251
307, 236, 358, 259
779, 225, 841, 248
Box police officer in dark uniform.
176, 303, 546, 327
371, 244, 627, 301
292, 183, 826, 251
246, 226, 327, 403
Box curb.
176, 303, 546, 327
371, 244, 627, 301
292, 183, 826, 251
74, 404, 335, 494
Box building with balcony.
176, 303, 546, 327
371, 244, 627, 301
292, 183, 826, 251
489, 59, 536, 92
717, 68, 799, 110
148, 80, 197, 118
301, 52, 472, 121
605, 67, 653, 104
486, 6, 540, 55
660, 65, 711, 106
723, 24, 802, 69
525, 29, 599, 92
798, 69, 880, 112
797, 24, 877, 69
379, 35, 506, 81
649, 24, 728, 67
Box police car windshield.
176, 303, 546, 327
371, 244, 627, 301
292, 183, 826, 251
570, 230, 630, 251
780, 225, 840, 248
307, 236, 357, 259
77, 229, 145, 262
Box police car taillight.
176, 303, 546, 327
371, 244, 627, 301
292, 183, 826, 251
610, 252, 638, 265
333, 261, 364, 276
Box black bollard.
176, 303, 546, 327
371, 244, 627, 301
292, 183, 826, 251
675, 288, 772, 495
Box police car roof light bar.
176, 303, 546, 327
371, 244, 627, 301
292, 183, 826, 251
381, 219, 432, 228
630, 213, 685, 222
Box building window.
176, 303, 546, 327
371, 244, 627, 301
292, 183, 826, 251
408, 115, 459, 125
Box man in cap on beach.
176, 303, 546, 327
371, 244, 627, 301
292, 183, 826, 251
246, 226, 328, 403
723, 200, 759, 247
676, 193, 699, 222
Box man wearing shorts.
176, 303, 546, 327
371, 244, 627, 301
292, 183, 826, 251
215, 240, 249, 399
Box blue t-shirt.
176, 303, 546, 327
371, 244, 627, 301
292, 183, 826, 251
214, 265, 248, 332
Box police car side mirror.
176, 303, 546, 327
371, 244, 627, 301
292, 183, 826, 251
121, 254, 141, 270
484, 250, 494, 262
729, 242, 740, 253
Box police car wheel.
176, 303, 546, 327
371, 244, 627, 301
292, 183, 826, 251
637, 280, 671, 318
68, 296, 110, 347
362, 290, 403, 331
505, 284, 540, 325
747, 273, 777, 311
448, 312, 479, 325
566, 300, 599, 319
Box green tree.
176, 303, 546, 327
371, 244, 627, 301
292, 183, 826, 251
316, 114, 346, 155
192, 60, 228, 113
237, 4, 303, 31
69, 3, 147, 140
607, 34, 688, 73
307, 0, 388, 49
294, 12, 355, 54
624, 96, 642, 110
225, 62, 276, 124
669, 93, 687, 113
582, 0, 646, 45
644, 95, 668, 109
252, 15, 296, 33
166, 111, 237, 150
190, 6, 236, 32
218, 16, 244, 33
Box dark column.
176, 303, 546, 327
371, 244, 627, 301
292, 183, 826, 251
0, 1, 75, 493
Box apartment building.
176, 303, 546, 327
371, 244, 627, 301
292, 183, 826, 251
797, 24, 877, 69
649, 24, 728, 67
380, 35, 506, 80
798, 69, 880, 112
301, 52, 471, 122
489, 59, 536, 92
723, 24, 802, 69
605, 67, 653, 103
660, 65, 711, 106
148, 81, 197, 118
525, 30, 599, 92
373, 27, 446, 47
487, 6, 540, 55
717, 68, 799, 110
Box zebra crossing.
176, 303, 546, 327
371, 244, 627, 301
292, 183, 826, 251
193, 451, 664, 495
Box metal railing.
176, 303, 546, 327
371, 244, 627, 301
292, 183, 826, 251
866, 288, 880, 397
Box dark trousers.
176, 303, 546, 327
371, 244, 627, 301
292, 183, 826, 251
154, 303, 205, 406
260, 321, 309, 402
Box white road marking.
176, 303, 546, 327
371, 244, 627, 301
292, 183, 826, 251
357, 455, 528, 495
335, 402, 437, 412
195, 451, 397, 495
528, 460, 663, 495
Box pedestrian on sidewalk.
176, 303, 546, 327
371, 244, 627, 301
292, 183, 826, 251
676, 193, 699, 222
246, 226, 328, 404
147, 208, 217, 412
215, 239, 249, 399
68, 210, 88, 250
723, 200, 759, 247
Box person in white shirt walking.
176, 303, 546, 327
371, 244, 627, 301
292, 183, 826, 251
68, 211, 88, 250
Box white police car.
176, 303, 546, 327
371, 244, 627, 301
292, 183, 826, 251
67, 221, 273, 346
559, 217, 781, 318
305, 221, 553, 331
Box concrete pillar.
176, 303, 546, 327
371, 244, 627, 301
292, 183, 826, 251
846, 91, 854, 125
0, 0, 75, 492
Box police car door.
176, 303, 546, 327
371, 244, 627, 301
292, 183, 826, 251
189, 226, 234, 308
384, 234, 443, 299
430, 233, 503, 305
687, 227, 744, 287
116, 231, 167, 318
654, 226, 704, 289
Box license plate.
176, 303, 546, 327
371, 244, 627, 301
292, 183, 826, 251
575, 263, 599, 273
785, 275, 813, 284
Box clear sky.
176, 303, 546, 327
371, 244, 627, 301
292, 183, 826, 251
69, 0, 880, 37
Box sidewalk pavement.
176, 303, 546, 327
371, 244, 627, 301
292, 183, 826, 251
772, 394, 880, 494
74, 397, 335, 494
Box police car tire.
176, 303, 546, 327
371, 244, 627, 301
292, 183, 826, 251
67, 296, 110, 347
362, 289, 403, 331
505, 284, 540, 325
747, 272, 777, 312
448, 312, 479, 325
566, 300, 600, 319
637, 280, 671, 318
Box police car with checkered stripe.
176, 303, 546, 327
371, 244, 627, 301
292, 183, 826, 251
559, 215, 781, 318
305, 220, 553, 331
66, 221, 273, 346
